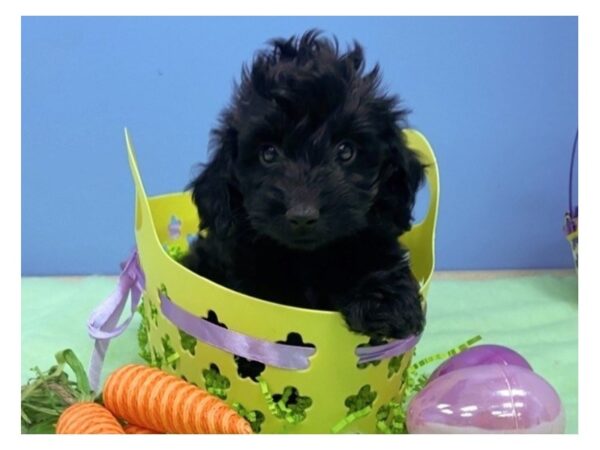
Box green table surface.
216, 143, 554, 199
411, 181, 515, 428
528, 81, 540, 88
21, 273, 578, 433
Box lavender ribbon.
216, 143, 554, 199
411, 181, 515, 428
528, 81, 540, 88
87, 249, 145, 393
355, 333, 422, 364
159, 292, 316, 370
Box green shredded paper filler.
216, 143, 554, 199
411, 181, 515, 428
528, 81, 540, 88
202, 363, 231, 400
179, 329, 197, 356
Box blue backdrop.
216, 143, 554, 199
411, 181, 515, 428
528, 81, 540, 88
22, 16, 578, 275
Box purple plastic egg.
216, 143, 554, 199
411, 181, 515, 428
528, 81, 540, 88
407, 364, 565, 433
428, 345, 533, 383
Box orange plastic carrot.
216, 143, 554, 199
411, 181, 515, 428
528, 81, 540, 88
123, 423, 160, 434
103, 364, 252, 434
56, 402, 125, 434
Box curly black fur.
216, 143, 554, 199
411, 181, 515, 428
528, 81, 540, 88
182, 30, 426, 339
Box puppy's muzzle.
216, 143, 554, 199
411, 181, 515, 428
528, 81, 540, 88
285, 204, 320, 231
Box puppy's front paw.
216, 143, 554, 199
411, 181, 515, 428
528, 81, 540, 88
339, 270, 425, 340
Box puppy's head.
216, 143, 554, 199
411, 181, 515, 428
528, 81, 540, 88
189, 30, 425, 250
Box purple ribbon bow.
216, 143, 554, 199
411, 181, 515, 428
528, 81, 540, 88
87, 249, 145, 393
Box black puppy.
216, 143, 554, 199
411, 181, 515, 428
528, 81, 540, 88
183, 31, 426, 340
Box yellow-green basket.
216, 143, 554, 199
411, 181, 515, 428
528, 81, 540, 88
127, 128, 439, 433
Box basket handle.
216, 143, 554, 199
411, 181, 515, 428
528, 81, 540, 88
124, 128, 156, 241
404, 129, 440, 244
568, 129, 578, 218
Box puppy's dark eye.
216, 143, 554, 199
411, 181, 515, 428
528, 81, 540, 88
336, 141, 356, 163
259, 145, 279, 165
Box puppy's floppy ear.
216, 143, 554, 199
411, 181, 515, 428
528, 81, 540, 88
373, 130, 426, 234
187, 124, 240, 238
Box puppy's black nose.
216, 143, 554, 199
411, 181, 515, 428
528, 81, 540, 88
286, 204, 319, 229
